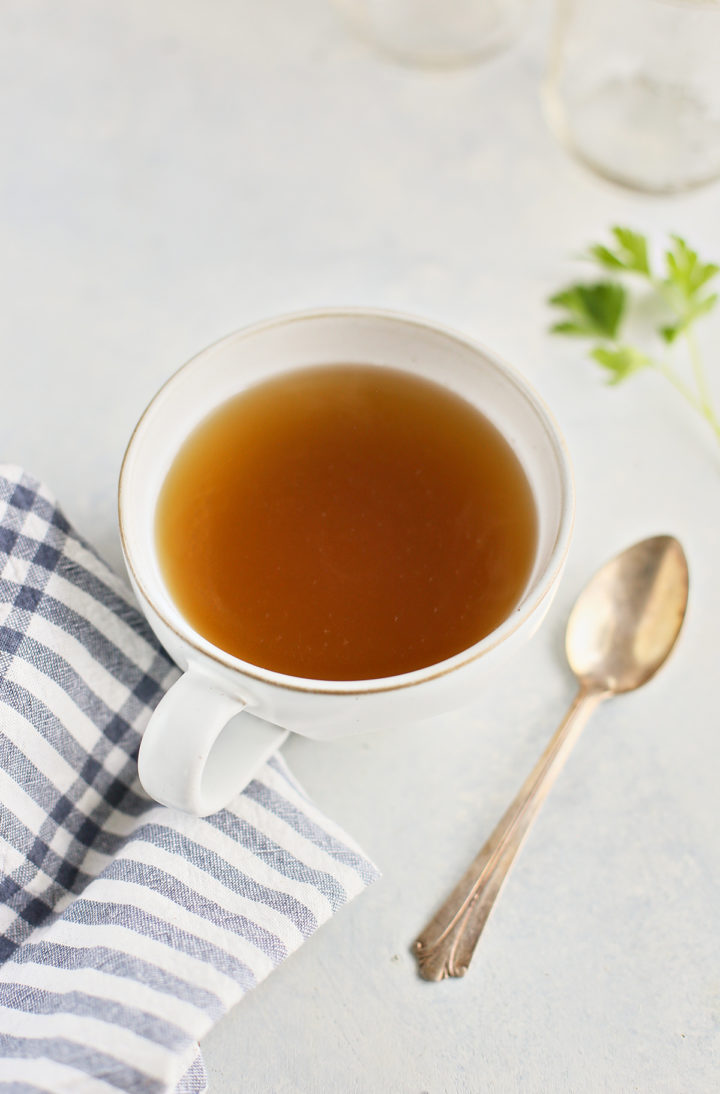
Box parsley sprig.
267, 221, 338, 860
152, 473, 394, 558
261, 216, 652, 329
549, 228, 720, 447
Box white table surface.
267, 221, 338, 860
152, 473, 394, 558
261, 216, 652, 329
2, 2, 719, 1091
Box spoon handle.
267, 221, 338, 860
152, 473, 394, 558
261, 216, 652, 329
414, 686, 607, 981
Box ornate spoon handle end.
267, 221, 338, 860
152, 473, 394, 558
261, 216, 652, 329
413, 687, 605, 980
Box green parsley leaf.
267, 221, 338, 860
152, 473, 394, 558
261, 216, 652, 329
550, 228, 720, 453
590, 345, 652, 385
660, 293, 718, 343
588, 227, 650, 276
549, 282, 625, 340
665, 235, 719, 302
588, 244, 626, 271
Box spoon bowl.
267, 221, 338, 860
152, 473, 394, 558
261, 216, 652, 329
566, 534, 689, 694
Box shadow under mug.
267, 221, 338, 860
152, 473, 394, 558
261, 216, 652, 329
119, 309, 574, 816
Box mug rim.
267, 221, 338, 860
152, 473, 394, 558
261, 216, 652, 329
118, 306, 575, 695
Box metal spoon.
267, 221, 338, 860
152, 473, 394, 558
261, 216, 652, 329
414, 534, 689, 981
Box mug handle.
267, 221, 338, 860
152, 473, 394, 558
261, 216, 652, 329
138, 670, 289, 816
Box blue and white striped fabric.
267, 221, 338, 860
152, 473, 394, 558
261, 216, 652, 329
0, 465, 378, 1092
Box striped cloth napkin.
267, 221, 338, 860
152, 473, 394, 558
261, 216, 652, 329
0, 465, 378, 1092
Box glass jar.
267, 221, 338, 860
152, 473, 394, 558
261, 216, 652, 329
544, 0, 720, 193
336, 0, 533, 67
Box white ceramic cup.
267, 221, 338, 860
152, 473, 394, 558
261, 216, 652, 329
119, 309, 574, 816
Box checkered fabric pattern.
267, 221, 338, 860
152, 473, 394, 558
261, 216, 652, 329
0, 465, 378, 1093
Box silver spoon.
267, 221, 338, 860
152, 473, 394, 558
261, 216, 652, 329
414, 534, 689, 981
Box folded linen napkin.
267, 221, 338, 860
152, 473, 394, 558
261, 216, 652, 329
0, 465, 378, 1092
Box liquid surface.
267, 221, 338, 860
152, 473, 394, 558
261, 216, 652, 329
155, 364, 538, 680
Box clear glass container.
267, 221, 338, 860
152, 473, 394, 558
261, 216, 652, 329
543, 0, 720, 193
336, 0, 533, 68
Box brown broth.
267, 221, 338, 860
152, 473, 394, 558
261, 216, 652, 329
155, 364, 538, 680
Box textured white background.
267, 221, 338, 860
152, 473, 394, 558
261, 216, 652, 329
1, 2, 719, 1091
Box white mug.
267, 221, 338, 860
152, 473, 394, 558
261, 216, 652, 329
119, 309, 574, 816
